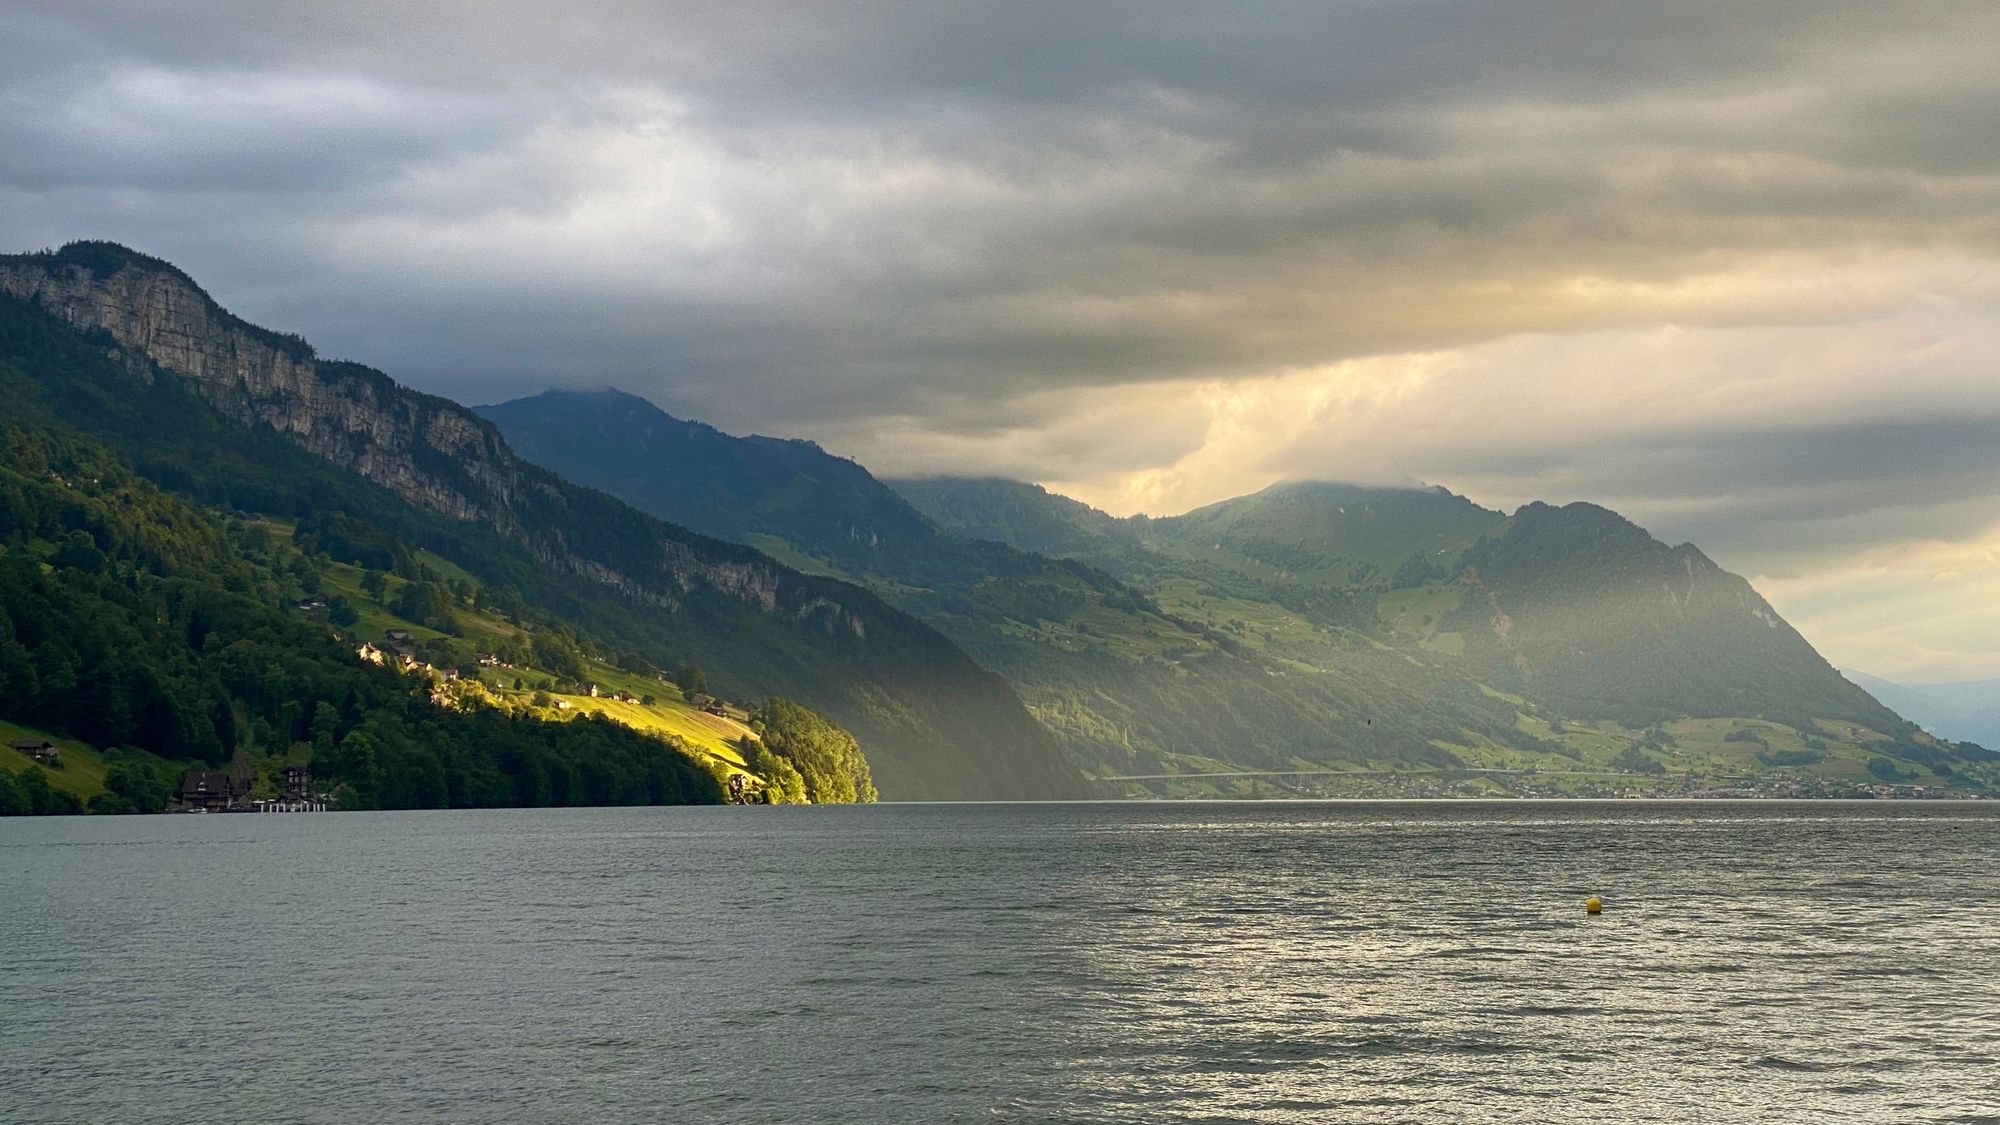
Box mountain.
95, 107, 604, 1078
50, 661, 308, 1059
1845, 671, 2000, 749
889, 477, 1138, 560
0, 422, 727, 814
898, 478, 1898, 728
885, 476, 2000, 795
1444, 501, 1898, 729
471, 388, 1995, 797
0, 242, 1083, 800
480, 391, 1559, 779
1155, 481, 1508, 585
479, 389, 969, 580
26, 240, 1968, 799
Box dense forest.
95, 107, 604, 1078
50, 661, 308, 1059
0, 423, 725, 814
744, 698, 878, 804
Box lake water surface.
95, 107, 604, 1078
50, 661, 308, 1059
3, 801, 1998, 1123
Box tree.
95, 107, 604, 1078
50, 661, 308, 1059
674, 662, 708, 696
392, 581, 458, 633
746, 741, 808, 804
51, 531, 108, 575
751, 698, 876, 803
1867, 758, 1910, 783
0, 771, 29, 816
326, 595, 360, 627
103, 760, 173, 813
532, 630, 585, 680
361, 569, 388, 601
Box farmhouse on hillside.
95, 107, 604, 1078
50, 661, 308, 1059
10, 739, 58, 765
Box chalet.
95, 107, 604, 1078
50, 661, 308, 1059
439, 668, 461, 682
281, 766, 312, 802
582, 682, 601, 698
356, 642, 386, 665
552, 699, 573, 711
384, 629, 413, 644
10, 739, 58, 765
612, 691, 638, 704
477, 652, 505, 668
177, 770, 248, 812
294, 596, 327, 613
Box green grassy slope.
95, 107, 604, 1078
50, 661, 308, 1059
0, 719, 179, 804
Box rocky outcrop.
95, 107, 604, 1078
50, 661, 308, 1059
0, 252, 501, 525
0, 243, 853, 629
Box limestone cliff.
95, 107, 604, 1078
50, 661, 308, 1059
0, 242, 853, 632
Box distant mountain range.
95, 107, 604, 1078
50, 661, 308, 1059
1844, 671, 2000, 750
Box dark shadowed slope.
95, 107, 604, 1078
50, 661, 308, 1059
479, 390, 968, 580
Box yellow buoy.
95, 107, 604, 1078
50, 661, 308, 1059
1586, 896, 1603, 915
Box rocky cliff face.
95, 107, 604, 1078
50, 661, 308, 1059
0, 249, 498, 521
0, 243, 856, 630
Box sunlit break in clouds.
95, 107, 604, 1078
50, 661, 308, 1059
3, 1, 1998, 679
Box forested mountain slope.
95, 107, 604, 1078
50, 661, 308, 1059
0, 423, 725, 813
476, 392, 1616, 779
0, 243, 1081, 800
479, 389, 970, 581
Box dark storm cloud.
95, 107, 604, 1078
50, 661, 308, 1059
1, 2, 1996, 573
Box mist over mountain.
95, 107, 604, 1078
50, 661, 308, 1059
477, 384, 1983, 796
903, 478, 1901, 729
1844, 671, 2000, 751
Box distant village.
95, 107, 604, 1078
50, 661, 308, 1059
46, 618, 765, 813
352, 627, 744, 715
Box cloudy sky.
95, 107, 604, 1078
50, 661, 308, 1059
4, 2, 1998, 681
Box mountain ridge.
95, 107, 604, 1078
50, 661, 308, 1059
473, 387, 1989, 797
894, 475, 1907, 734
0, 242, 1084, 800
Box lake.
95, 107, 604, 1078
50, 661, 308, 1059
3, 801, 1997, 1123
